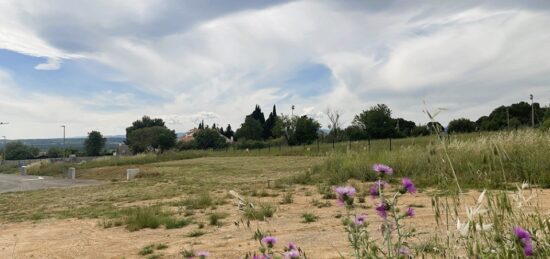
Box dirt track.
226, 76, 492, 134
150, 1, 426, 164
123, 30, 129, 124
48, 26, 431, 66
0, 174, 101, 193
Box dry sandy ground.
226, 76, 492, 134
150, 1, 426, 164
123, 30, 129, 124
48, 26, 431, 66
0, 187, 548, 259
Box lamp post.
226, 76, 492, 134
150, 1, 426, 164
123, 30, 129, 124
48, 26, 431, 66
0, 123, 7, 163
61, 125, 66, 158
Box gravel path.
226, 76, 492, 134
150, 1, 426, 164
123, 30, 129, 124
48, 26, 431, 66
0, 174, 101, 193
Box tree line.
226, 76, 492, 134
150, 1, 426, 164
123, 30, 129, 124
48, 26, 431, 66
2, 101, 549, 159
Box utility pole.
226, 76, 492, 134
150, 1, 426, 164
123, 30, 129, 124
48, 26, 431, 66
0, 123, 8, 163
61, 125, 66, 158
530, 94, 535, 128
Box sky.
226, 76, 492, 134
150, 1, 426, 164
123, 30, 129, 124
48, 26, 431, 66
0, 0, 549, 139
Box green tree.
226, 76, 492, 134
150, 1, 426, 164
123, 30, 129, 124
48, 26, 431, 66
411, 125, 430, 136
352, 104, 397, 139
5, 141, 39, 160
126, 117, 176, 153
47, 146, 64, 158
263, 105, 278, 139
224, 124, 234, 139
126, 116, 166, 136
84, 131, 106, 156
235, 116, 264, 141
427, 121, 444, 133
447, 118, 477, 134
344, 125, 368, 141
193, 128, 228, 149
395, 118, 416, 137
294, 115, 321, 145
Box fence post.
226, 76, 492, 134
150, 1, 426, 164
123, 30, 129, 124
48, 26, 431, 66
317, 139, 320, 152
368, 137, 371, 152
389, 137, 392, 151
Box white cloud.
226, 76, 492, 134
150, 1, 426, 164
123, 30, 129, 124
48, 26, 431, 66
0, 1, 550, 138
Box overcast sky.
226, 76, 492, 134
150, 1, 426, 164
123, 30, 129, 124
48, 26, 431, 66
1, 0, 549, 139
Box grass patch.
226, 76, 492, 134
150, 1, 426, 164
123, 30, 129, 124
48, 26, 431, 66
208, 212, 228, 226
180, 193, 217, 210
280, 192, 293, 204
302, 212, 319, 223
138, 245, 154, 255
123, 206, 189, 231
243, 204, 275, 221
187, 230, 206, 237
164, 217, 192, 229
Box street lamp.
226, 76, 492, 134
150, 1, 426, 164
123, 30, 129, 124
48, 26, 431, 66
61, 125, 66, 158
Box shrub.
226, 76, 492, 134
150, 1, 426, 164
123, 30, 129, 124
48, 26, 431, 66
244, 204, 275, 221
302, 212, 318, 223
208, 213, 228, 226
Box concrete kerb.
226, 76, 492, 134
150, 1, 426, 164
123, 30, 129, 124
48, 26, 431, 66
67, 167, 76, 180
20, 166, 27, 176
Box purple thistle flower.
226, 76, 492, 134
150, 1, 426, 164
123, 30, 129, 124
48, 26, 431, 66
283, 249, 300, 259
196, 251, 209, 258
287, 242, 297, 251
399, 247, 411, 255
523, 240, 534, 256
375, 202, 389, 219
372, 164, 393, 175
401, 177, 416, 194
369, 180, 388, 199
334, 186, 356, 206
261, 236, 277, 248
514, 226, 531, 240
355, 214, 367, 226
514, 226, 534, 256
406, 207, 415, 218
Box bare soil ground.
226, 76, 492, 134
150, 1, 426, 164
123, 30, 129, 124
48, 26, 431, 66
0, 186, 548, 259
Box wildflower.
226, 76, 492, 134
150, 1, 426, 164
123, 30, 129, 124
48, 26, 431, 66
369, 180, 387, 199
406, 207, 415, 218
196, 251, 209, 258
354, 214, 367, 226
261, 236, 277, 248
283, 249, 300, 259
372, 164, 393, 175
456, 219, 469, 237
514, 226, 534, 256
399, 247, 411, 256
375, 202, 390, 219
286, 242, 297, 251
252, 255, 270, 259
401, 177, 416, 194
334, 186, 356, 206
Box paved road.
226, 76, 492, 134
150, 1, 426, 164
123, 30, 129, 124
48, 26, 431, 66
0, 174, 101, 193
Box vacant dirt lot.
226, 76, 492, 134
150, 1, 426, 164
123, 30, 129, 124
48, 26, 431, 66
0, 156, 547, 258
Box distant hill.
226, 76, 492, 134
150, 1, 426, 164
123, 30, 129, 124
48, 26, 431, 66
0, 136, 126, 151
0, 132, 187, 151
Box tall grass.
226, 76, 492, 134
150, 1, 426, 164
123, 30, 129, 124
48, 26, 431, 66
304, 130, 550, 189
